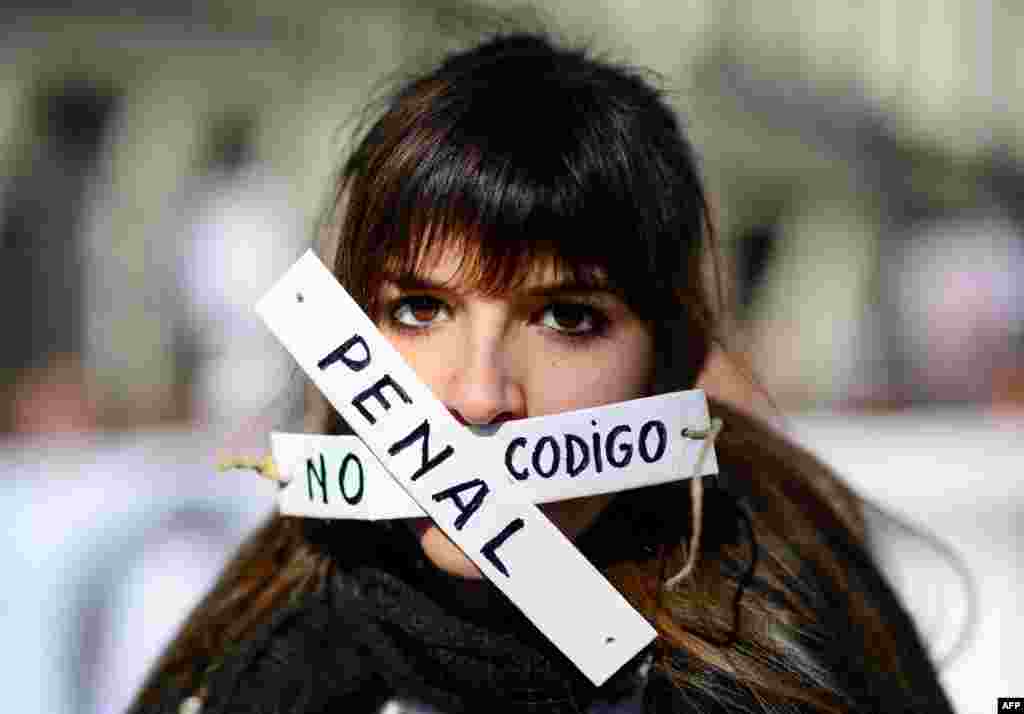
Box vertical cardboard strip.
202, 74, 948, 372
257, 250, 655, 685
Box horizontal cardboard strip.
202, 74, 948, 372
273, 389, 717, 519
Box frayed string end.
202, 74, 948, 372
216, 454, 287, 484
664, 416, 723, 590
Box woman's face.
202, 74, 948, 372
375, 244, 657, 579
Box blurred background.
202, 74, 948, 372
1, 2, 1020, 713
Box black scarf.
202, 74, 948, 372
195, 485, 698, 714
152, 475, 954, 714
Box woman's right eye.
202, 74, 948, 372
390, 295, 449, 329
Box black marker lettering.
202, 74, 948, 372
565, 433, 590, 477
352, 374, 411, 425
591, 420, 603, 473
306, 454, 328, 503
638, 420, 667, 463
606, 424, 633, 468
506, 437, 529, 480
388, 419, 455, 481
431, 478, 489, 530
481, 518, 525, 577
339, 453, 364, 505
318, 334, 370, 372
533, 436, 560, 478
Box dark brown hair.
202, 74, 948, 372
132, 33, 951, 713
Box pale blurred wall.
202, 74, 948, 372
1, 0, 1021, 426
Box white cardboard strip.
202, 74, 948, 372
272, 389, 717, 520
256, 250, 655, 686
273, 431, 414, 520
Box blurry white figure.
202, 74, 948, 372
176, 116, 307, 431
182, 165, 305, 427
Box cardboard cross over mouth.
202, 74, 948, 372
256, 250, 718, 686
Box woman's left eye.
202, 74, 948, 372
539, 302, 604, 335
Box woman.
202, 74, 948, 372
131, 33, 954, 713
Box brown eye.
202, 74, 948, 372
392, 296, 448, 327
541, 302, 598, 333
408, 296, 440, 322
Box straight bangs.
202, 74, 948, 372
336, 79, 689, 324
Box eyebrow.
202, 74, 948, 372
381, 271, 616, 298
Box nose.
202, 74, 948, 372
444, 334, 526, 426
